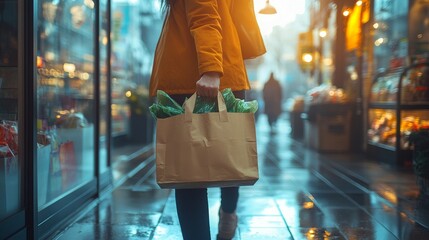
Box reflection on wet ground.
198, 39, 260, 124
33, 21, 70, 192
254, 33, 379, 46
56, 115, 429, 240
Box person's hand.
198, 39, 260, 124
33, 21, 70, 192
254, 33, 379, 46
196, 72, 220, 97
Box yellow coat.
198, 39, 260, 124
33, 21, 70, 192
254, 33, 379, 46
150, 0, 259, 96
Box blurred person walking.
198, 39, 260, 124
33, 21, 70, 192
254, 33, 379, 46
149, 0, 265, 239
263, 72, 283, 131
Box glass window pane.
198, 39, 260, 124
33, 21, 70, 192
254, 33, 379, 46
110, 1, 161, 181
409, 0, 429, 58
100, 0, 109, 173
373, 0, 409, 71
401, 110, 429, 149
36, 0, 96, 209
368, 109, 396, 148
0, 0, 21, 219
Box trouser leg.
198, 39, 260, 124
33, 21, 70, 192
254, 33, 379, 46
220, 187, 239, 213
175, 188, 211, 240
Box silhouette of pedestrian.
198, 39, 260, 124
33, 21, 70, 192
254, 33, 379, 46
263, 72, 282, 130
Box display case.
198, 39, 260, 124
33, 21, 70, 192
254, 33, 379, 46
367, 62, 429, 166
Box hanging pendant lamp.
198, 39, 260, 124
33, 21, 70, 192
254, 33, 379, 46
259, 0, 277, 14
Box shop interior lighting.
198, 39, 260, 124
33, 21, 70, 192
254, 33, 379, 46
351, 71, 358, 81
63, 63, 76, 73
374, 38, 384, 46
373, 22, 379, 29
259, 0, 277, 14
37, 56, 44, 68
302, 201, 314, 209
319, 28, 328, 38
84, 0, 95, 9
302, 53, 313, 63
343, 8, 351, 16
356, 0, 363, 6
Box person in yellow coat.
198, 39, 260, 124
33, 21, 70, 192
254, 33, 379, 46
150, 0, 265, 239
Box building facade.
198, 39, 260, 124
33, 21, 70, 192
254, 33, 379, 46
305, 0, 429, 164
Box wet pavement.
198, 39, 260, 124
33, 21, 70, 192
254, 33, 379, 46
54, 115, 429, 240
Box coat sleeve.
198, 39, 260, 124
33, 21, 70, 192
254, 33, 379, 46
184, 0, 223, 77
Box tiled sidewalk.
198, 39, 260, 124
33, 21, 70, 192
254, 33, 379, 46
55, 115, 429, 240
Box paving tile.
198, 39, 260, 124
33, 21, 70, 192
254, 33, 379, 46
111, 189, 171, 213
57, 223, 153, 240
323, 207, 398, 240
239, 227, 292, 240
277, 199, 337, 228
311, 192, 358, 208
238, 216, 286, 228
152, 224, 183, 240
78, 212, 162, 227
236, 198, 281, 215
288, 227, 346, 240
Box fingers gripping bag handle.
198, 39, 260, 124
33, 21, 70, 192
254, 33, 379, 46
184, 92, 228, 122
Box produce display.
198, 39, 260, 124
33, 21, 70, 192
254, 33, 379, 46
371, 65, 429, 103
368, 110, 429, 148
306, 84, 348, 104
370, 72, 400, 102
0, 121, 18, 158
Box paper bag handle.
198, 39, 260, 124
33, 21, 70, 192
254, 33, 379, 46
184, 92, 228, 122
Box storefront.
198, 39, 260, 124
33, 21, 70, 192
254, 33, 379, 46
365, 0, 429, 167
305, 0, 428, 164
0, 0, 160, 239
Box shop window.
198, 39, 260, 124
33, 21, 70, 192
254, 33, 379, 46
110, 0, 162, 172
36, 0, 96, 208
0, 0, 21, 220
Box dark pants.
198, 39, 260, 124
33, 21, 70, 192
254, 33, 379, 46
267, 114, 278, 127
175, 187, 239, 240
170, 91, 244, 240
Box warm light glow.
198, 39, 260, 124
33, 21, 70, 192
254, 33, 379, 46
351, 72, 358, 81
319, 28, 327, 38
81, 72, 90, 80
254, 0, 306, 35
306, 228, 317, 238
373, 23, 379, 29
37, 56, 44, 68
343, 9, 351, 16
303, 202, 314, 209
302, 53, 313, 63
102, 36, 108, 45
84, 0, 95, 9
125, 90, 132, 98
356, 0, 363, 6
323, 58, 333, 66
63, 63, 76, 73
374, 38, 384, 46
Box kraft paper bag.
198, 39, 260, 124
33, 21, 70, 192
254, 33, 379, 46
156, 92, 259, 189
